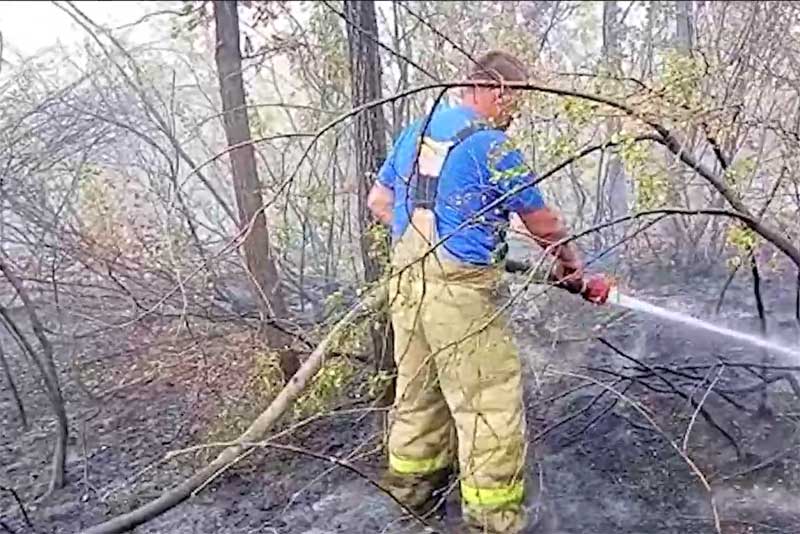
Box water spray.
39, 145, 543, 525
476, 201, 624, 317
505, 259, 800, 358
605, 285, 800, 359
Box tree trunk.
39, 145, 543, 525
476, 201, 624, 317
675, 0, 710, 263
642, 0, 657, 79
213, 1, 298, 377
676, 0, 695, 51
343, 0, 395, 406
0, 337, 28, 430
599, 1, 630, 265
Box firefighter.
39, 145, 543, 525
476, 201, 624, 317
367, 50, 610, 533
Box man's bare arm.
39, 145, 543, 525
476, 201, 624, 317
367, 182, 394, 226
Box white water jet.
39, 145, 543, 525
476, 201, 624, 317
607, 288, 800, 360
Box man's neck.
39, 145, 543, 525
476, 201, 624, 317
458, 98, 488, 118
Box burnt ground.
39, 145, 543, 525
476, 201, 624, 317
2, 262, 800, 534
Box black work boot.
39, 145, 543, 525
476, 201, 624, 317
381, 467, 454, 519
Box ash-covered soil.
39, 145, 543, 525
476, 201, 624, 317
2, 263, 799, 534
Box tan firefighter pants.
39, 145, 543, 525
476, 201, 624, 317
384, 209, 527, 533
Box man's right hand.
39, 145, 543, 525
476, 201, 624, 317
551, 259, 584, 295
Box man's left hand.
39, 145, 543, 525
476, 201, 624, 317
582, 274, 613, 304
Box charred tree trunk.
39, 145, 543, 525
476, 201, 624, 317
344, 0, 395, 405
0, 260, 67, 492
213, 0, 298, 378
751, 254, 771, 415
0, 337, 27, 430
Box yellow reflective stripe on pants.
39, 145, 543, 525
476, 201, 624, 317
389, 451, 450, 475
461, 481, 524, 508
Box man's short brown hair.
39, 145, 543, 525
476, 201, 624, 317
467, 50, 529, 83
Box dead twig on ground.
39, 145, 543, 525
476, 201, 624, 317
533, 379, 596, 406
0, 485, 32, 530
598, 338, 743, 459
715, 372, 800, 397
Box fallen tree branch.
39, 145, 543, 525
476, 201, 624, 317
78, 285, 388, 534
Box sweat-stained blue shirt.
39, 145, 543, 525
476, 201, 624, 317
377, 104, 545, 266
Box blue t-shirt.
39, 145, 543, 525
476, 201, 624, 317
377, 104, 545, 265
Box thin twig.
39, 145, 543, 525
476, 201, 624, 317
646, 364, 749, 412
715, 264, 740, 314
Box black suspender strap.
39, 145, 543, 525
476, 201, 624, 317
412, 121, 488, 209
451, 122, 488, 144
